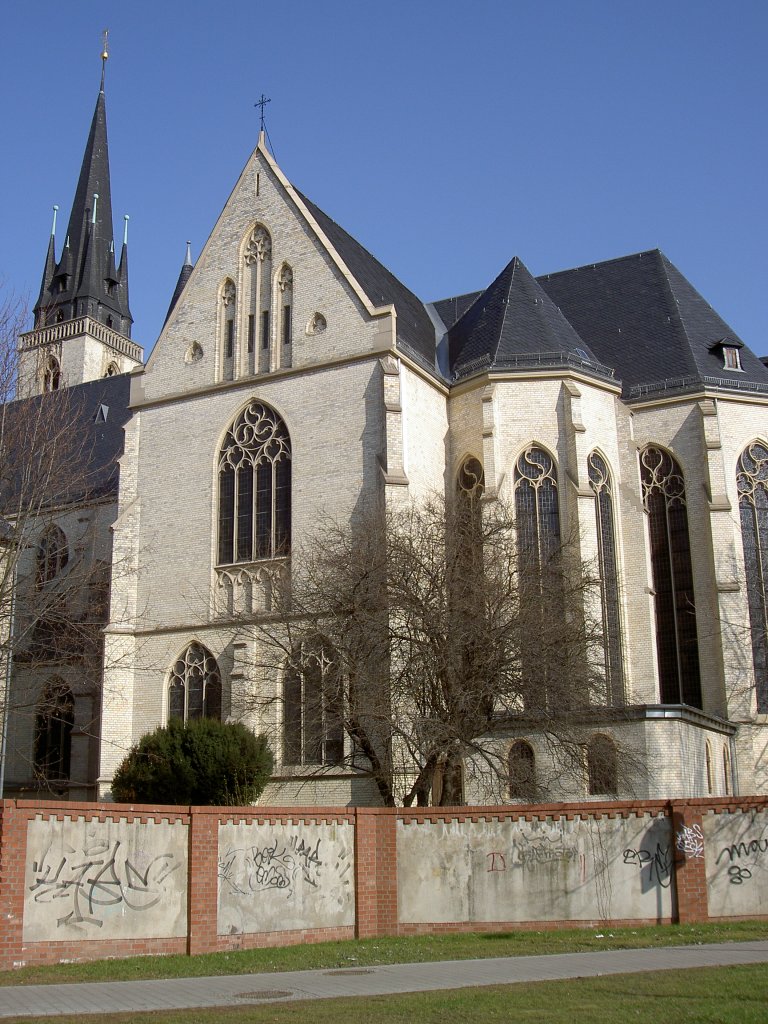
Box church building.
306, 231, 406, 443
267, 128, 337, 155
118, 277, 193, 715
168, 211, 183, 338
6, 62, 768, 806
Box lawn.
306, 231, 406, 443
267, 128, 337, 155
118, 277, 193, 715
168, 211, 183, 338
0, 920, 765, 987
2, 965, 766, 1024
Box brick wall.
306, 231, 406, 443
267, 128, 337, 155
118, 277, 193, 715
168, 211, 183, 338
0, 795, 765, 971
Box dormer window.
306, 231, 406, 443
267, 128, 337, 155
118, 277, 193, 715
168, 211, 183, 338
710, 337, 744, 372
723, 346, 742, 371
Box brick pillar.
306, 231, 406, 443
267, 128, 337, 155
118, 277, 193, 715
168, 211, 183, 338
187, 808, 219, 955
0, 801, 25, 970
355, 808, 398, 938
670, 802, 709, 923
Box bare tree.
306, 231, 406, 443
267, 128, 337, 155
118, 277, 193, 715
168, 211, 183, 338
0, 291, 115, 797
244, 486, 624, 807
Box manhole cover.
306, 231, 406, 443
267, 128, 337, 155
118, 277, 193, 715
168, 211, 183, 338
324, 968, 376, 976
235, 990, 292, 1000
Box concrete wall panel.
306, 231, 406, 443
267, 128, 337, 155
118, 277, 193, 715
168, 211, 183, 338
217, 820, 355, 934
397, 814, 674, 923
23, 816, 188, 942
703, 808, 768, 916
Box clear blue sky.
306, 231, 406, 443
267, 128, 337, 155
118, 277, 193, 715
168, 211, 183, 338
2, 1, 766, 357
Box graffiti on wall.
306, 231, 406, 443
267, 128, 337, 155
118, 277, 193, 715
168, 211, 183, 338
219, 831, 350, 900
29, 838, 179, 928
217, 821, 355, 934
676, 824, 704, 859
23, 818, 188, 943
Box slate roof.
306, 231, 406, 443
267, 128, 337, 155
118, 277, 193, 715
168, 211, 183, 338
447, 257, 611, 382
2, 374, 132, 509
538, 250, 768, 398
295, 190, 437, 366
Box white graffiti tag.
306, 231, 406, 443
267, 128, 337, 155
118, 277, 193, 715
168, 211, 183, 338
675, 824, 704, 859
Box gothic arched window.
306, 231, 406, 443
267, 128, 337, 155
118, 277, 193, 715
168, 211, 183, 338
278, 264, 293, 369
588, 452, 625, 705
36, 525, 68, 587
587, 733, 617, 796
220, 278, 236, 381
34, 679, 74, 783
243, 224, 273, 375
168, 642, 222, 722
514, 445, 561, 572
736, 441, 768, 713
283, 640, 344, 766
508, 740, 536, 801
217, 401, 291, 565
640, 446, 702, 708
42, 354, 61, 392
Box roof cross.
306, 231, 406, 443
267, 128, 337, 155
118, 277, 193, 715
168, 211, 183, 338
100, 29, 109, 92
254, 93, 271, 132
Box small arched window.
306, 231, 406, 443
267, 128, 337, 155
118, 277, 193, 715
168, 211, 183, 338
34, 680, 74, 783
104, 362, 119, 377
220, 279, 236, 381
587, 733, 618, 796
42, 354, 61, 392
588, 452, 624, 705
217, 401, 291, 565
283, 640, 344, 766
168, 642, 222, 722
640, 446, 701, 708
508, 740, 536, 801
722, 744, 732, 796
278, 264, 293, 369
705, 741, 714, 795
736, 441, 768, 713
36, 525, 68, 587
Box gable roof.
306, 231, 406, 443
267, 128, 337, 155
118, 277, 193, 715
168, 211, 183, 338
295, 190, 437, 367
447, 256, 612, 382
538, 250, 768, 398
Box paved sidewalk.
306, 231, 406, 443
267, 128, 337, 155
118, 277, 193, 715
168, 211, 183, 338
0, 941, 765, 1018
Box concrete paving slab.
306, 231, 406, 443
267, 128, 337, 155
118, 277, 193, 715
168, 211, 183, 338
0, 941, 765, 1018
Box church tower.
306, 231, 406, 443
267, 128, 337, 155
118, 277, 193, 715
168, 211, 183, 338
18, 44, 143, 396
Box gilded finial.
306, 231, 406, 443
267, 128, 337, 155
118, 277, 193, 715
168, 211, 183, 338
100, 29, 109, 91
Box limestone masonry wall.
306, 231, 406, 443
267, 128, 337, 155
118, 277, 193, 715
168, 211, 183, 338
0, 796, 765, 970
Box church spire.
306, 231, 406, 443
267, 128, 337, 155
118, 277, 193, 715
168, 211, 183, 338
33, 47, 132, 337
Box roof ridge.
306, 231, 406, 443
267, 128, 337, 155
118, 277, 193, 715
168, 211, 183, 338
538, 248, 663, 283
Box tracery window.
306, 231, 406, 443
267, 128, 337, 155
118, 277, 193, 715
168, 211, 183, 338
514, 445, 561, 572
217, 401, 291, 564
640, 446, 702, 708
36, 525, 68, 587
736, 441, 768, 713
514, 446, 562, 707
588, 452, 625, 705
283, 640, 344, 766
587, 733, 617, 796
34, 679, 74, 783
42, 354, 61, 392
508, 740, 536, 801
168, 642, 222, 722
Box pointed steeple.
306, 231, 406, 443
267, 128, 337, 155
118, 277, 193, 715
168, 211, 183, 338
33, 65, 132, 337
163, 241, 194, 325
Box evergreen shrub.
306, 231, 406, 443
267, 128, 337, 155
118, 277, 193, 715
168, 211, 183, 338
111, 718, 273, 806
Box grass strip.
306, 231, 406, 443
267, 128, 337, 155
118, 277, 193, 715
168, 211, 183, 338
1, 964, 767, 1024
0, 920, 766, 986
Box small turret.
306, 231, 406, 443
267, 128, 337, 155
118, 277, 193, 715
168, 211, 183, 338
164, 241, 194, 325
